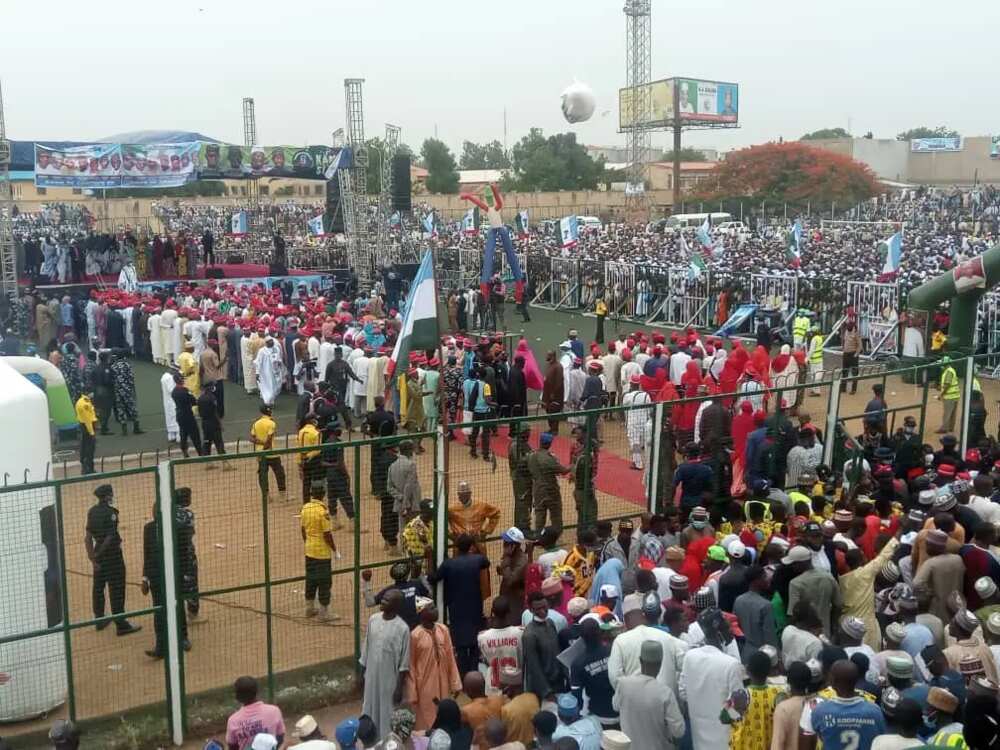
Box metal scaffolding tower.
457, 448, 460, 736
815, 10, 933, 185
623, 0, 652, 220
344, 78, 374, 284
374, 123, 400, 263
0, 80, 16, 298
242, 97, 260, 209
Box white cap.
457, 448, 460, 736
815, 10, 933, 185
728, 540, 747, 559
781, 546, 812, 565
295, 715, 319, 739
622, 592, 644, 615
251, 735, 278, 750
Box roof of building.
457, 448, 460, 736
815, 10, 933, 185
458, 169, 509, 184
650, 161, 719, 171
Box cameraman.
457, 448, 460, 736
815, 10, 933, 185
324, 347, 361, 432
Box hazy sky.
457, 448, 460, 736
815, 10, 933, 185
3, 0, 998, 157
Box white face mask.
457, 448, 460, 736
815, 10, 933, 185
533, 614, 547, 623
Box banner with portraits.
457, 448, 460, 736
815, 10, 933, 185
34, 141, 338, 188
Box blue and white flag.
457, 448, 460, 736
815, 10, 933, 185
462, 208, 477, 235
696, 217, 713, 249
230, 211, 248, 236
516, 210, 530, 237
422, 211, 436, 236
879, 232, 903, 275
308, 214, 325, 237
389, 211, 401, 227
679, 231, 691, 258
559, 215, 579, 248
786, 218, 803, 265
323, 146, 351, 179
688, 252, 707, 281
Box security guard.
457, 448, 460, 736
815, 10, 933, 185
85, 484, 141, 636
572, 425, 599, 531
141, 499, 189, 658
508, 422, 534, 532
301, 482, 339, 622
174, 487, 200, 619
937, 355, 961, 433
792, 309, 812, 349
807, 324, 825, 395
297, 415, 323, 502
75, 389, 98, 475
526, 431, 570, 533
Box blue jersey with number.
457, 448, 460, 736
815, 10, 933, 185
811, 697, 886, 750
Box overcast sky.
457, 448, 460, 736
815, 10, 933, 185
3, 0, 998, 157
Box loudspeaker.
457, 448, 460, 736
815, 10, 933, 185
325, 176, 345, 234
391, 155, 412, 212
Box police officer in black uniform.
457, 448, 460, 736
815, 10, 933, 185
85, 484, 141, 635
141, 499, 189, 658
174, 487, 200, 619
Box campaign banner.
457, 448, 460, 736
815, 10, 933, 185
559, 215, 579, 248
121, 142, 199, 187
675, 78, 738, 124
991, 135, 1000, 159
197, 143, 337, 179
910, 137, 962, 152
230, 211, 248, 237
34, 143, 123, 188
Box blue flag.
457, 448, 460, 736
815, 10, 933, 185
308, 214, 325, 237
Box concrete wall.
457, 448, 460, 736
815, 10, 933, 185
851, 139, 910, 183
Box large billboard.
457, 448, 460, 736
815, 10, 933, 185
619, 77, 738, 128
675, 78, 739, 124
910, 137, 962, 153
619, 79, 674, 129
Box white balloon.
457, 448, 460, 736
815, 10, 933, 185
560, 80, 596, 124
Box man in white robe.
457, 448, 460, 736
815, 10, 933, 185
366, 351, 388, 412
679, 608, 744, 750
148, 310, 165, 365
351, 348, 370, 418
359, 590, 410, 738
160, 307, 179, 364
161, 370, 180, 442
317, 337, 337, 382
254, 337, 284, 406
240, 332, 258, 394
117, 260, 138, 293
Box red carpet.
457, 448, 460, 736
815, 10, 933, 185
22, 263, 314, 287
453, 426, 647, 506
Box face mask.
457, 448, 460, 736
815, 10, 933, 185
533, 614, 547, 624
904, 426, 915, 435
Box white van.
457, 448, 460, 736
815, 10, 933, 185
716, 221, 749, 236
665, 212, 732, 228
578, 216, 603, 231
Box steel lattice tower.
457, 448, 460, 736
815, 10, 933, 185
624, 0, 652, 219
344, 79, 374, 284
0, 80, 16, 298
375, 123, 400, 263
242, 97, 260, 211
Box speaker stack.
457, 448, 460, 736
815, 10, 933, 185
391, 155, 412, 213
325, 175, 345, 234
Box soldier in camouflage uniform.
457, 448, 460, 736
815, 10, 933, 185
526, 432, 569, 533
508, 422, 534, 532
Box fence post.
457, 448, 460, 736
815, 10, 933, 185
648, 402, 664, 514
434, 430, 448, 615
353, 445, 363, 666
918, 369, 930, 439
961, 356, 975, 455
53, 484, 77, 723
158, 461, 184, 746
823, 374, 842, 466
260, 465, 276, 701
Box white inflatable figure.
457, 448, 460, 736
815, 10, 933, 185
560, 80, 596, 124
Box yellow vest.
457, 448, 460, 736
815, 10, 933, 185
793, 315, 810, 337
809, 334, 824, 363
941, 366, 960, 400
974, 376, 982, 393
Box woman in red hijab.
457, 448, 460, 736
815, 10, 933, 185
730, 401, 755, 497
675, 360, 702, 446
719, 341, 749, 407
679, 535, 714, 592
751, 345, 772, 387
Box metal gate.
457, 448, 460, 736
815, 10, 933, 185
847, 280, 900, 355
549, 257, 580, 307
636, 265, 670, 320
579, 259, 604, 311
605, 262, 637, 317
663, 267, 712, 328
975, 291, 1000, 368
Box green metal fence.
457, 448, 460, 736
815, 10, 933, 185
7, 356, 995, 747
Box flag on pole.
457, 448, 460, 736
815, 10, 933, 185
389, 211, 401, 227
785, 218, 803, 265
559, 215, 579, 248
386, 251, 439, 378
688, 251, 707, 281
323, 147, 351, 179
230, 211, 248, 236
516, 210, 530, 238
462, 208, 478, 235
307, 214, 325, 237
422, 211, 436, 237
679, 231, 691, 258
696, 218, 713, 249
878, 232, 902, 275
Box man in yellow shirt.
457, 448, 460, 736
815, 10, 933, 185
300, 482, 339, 622
297, 416, 323, 502
250, 404, 286, 502
76, 391, 98, 475
177, 339, 201, 397
937, 355, 960, 433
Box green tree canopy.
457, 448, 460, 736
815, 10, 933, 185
459, 140, 511, 170
420, 138, 460, 194
896, 126, 960, 141
800, 127, 852, 141
503, 128, 605, 192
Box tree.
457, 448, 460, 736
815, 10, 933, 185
896, 126, 960, 141
459, 140, 511, 170
692, 142, 880, 207
800, 127, 852, 141
661, 147, 707, 162
359, 139, 415, 194
504, 128, 605, 192
420, 138, 460, 194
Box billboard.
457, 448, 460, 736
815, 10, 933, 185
675, 78, 739, 124
196, 143, 338, 179
619, 79, 674, 129
34, 143, 123, 189
910, 137, 962, 152
120, 142, 199, 187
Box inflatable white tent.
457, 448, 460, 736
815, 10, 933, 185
0, 356, 67, 720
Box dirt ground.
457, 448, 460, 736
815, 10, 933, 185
6, 364, 998, 741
